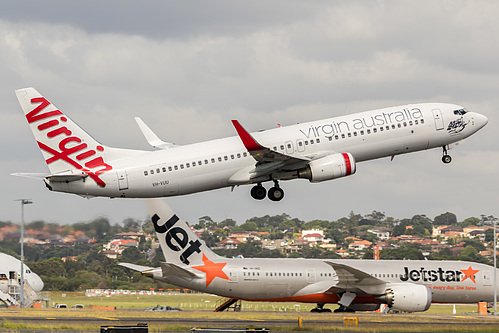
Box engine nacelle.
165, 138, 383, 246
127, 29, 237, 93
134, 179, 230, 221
298, 153, 356, 183
377, 283, 432, 312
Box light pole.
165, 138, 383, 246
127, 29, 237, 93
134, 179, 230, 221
16, 199, 32, 308
494, 217, 497, 315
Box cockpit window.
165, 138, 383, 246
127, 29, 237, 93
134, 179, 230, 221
454, 108, 468, 116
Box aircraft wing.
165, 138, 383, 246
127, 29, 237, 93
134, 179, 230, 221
231, 120, 313, 182
323, 261, 386, 294
232, 120, 309, 165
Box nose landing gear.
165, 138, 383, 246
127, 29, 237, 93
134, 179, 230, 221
442, 145, 452, 164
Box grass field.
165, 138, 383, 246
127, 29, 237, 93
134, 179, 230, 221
45, 291, 483, 315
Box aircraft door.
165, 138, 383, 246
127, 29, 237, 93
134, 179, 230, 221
285, 141, 294, 154
306, 268, 316, 284
432, 109, 444, 130
483, 270, 492, 286
117, 171, 129, 190
227, 268, 238, 283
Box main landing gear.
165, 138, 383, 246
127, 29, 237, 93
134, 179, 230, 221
250, 181, 284, 201
310, 303, 332, 313
442, 145, 452, 164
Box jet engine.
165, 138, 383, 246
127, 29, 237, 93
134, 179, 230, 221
376, 283, 432, 312
298, 153, 356, 183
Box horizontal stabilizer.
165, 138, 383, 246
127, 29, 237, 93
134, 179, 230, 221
161, 262, 200, 279
46, 170, 88, 182
119, 262, 155, 272
135, 117, 176, 149
11, 172, 48, 180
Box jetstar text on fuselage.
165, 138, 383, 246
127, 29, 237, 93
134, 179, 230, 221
400, 266, 472, 283
299, 108, 424, 139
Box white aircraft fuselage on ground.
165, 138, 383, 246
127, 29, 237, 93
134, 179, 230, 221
0, 253, 44, 294
15, 88, 487, 201
121, 200, 499, 313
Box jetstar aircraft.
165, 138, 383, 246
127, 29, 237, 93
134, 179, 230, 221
121, 199, 499, 313
15, 87, 487, 201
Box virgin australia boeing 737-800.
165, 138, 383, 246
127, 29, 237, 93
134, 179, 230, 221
15, 87, 487, 201
121, 200, 499, 313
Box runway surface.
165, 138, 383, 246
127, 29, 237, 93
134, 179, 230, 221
2, 313, 499, 333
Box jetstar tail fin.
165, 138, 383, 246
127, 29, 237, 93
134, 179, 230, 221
146, 199, 221, 267
15, 88, 144, 186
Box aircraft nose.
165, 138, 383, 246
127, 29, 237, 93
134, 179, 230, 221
474, 113, 488, 129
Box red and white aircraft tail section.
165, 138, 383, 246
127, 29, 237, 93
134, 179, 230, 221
15, 88, 144, 188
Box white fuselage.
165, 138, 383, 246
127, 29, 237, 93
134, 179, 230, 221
47, 102, 487, 198
160, 258, 497, 305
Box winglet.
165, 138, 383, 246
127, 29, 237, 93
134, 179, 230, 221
231, 120, 265, 152
135, 117, 175, 149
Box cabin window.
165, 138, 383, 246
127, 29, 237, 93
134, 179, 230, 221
150, 169, 154, 175
392, 124, 396, 129
409, 121, 413, 126
231, 154, 234, 159
310, 140, 314, 144
353, 132, 357, 136
398, 123, 402, 128
224, 156, 228, 161
204, 159, 209, 164
328, 137, 332, 141
237, 153, 241, 158
218, 157, 222, 162
287, 143, 291, 149
415, 120, 419, 125
347, 133, 351, 137
316, 139, 320, 143
373, 128, 377, 133
243, 152, 248, 157
341, 134, 345, 138
168, 166, 172, 171
386, 125, 390, 130
174, 165, 178, 170
305, 141, 309, 145
192, 162, 196, 167
421, 119, 425, 124
180, 164, 184, 169
156, 168, 160, 173
298, 141, 303, 146
162, 167, 166, 172
379, 127, 383, 132
403, 122, 407, 127
360, 130, 364, 135
367, 129, 371, 134
144, 171, 148, 176
280, 145, 285, 150
186, 163, 190, 168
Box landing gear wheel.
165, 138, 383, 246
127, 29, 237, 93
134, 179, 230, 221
268, 187, 284, 201
442, 155, 452, 164
310, 303, 331, 313
250, 185, 266, 200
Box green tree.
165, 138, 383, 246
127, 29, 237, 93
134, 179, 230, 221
433, 212, 457, 225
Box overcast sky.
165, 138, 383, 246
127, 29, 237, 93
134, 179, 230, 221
1, 1, 497, 226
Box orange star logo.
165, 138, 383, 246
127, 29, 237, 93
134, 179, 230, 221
460, 266, 480, 283
191, 254, 230, 287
